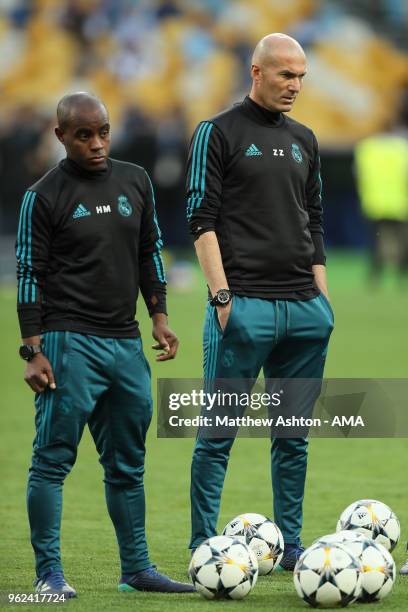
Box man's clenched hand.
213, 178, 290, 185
24, 353, 56, 393
151, 313, 179, 361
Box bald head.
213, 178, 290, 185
249, 33, 307, 113
55, 92, 111, 172
57, 92, 108, 130
252, 33, 306, 68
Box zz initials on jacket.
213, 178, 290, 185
273, 149, 284, 157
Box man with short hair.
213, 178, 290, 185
16, 92, 194, 596
186, 34, 334, 570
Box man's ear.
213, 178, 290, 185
55, 126, 64, 144
251, 64, 261, 84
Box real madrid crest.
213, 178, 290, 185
117, 194, 133, 217
291, 143, 303, 164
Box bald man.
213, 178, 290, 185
186, 34, 334, 570
16, 93, 194, 595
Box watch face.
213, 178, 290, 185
19, 345, 41, 360
217, 290, 230, 305
19, 345, 32, 360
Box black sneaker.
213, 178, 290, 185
118, 567, 195, 593
277, 543, 305, 571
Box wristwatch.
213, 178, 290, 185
19, 344, 42, 361
210, 289, 233, 307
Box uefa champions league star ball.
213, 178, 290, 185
313, 531, 370, 599
357, 539, 396, 602
294, 542, 362, 608
188, 535, 258, 600
222, 513, 284, 575
336, 499, 400, 551
315, 531, 396, 603
341, 537, 396, 603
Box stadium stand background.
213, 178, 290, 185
0, 0, 407, 281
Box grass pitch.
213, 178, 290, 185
1, 252, 408, 610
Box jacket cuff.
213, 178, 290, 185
17, 307, 42, 338
145, 292, 167, 317
191, 226, 216, 241
311, 233, 326, 265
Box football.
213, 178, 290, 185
357, 539, 396, 602
337, 536, 395, 603
222, 512, 284, 575
336, 499, 400, 551
294, 542, 362, 608
188, 535, 258, 600
315, 530, 396, 603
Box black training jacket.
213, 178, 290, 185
186, 96, 325, 299
16, 158, 166, 338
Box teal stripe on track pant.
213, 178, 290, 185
27, 332, 153, 578
190, 294, 334, 549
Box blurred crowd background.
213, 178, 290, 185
0, 0, 407, 284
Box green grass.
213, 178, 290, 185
1, 251, 408, 610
